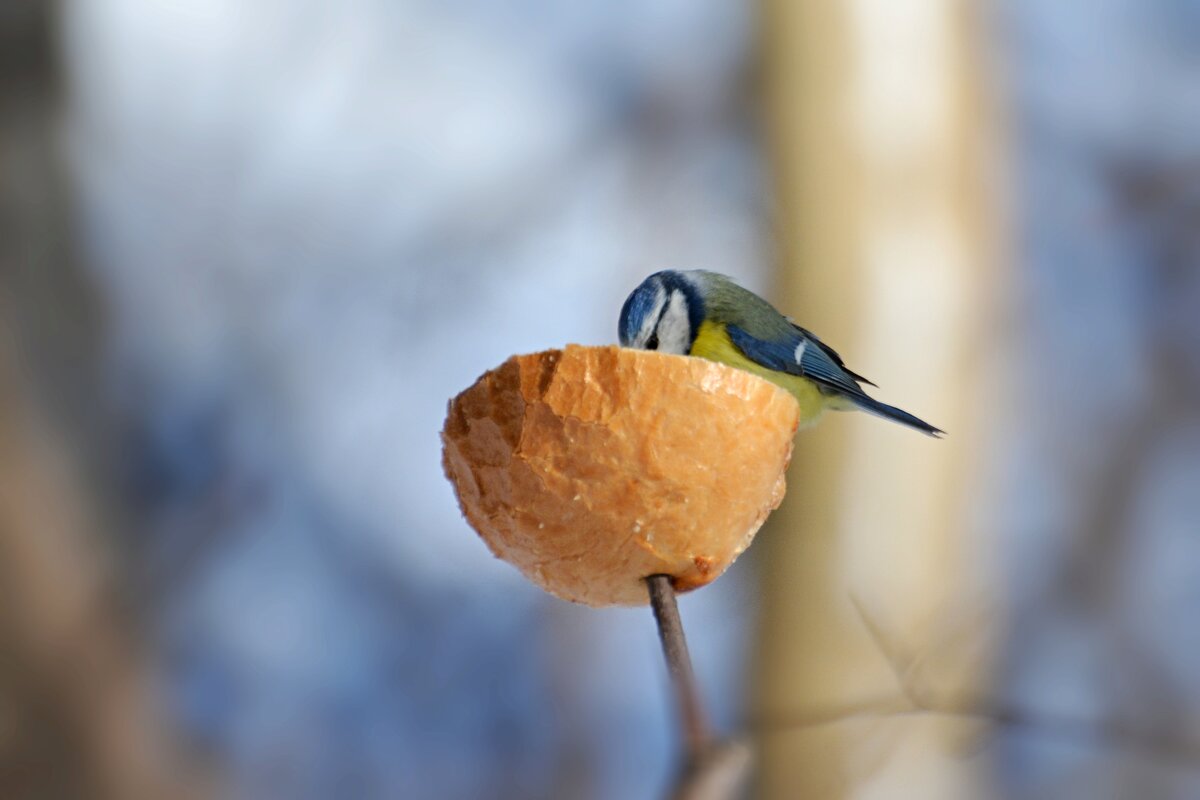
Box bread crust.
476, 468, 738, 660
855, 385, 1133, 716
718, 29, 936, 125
442, 345, 798, 606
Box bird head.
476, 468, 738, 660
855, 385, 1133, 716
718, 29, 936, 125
618, 271, 706, 354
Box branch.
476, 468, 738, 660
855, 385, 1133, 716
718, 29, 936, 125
646, 575, 752, 800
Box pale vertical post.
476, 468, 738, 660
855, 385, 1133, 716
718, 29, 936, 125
754, 1, 1000, 797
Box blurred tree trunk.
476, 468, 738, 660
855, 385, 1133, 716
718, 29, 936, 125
0, 3, 209, 798
753, 1, 1000, 797
0, 347, 214, 800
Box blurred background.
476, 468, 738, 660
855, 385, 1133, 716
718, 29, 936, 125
1, 1, 1198, 798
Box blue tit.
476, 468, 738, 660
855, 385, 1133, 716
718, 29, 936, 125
618, 270, 943, 436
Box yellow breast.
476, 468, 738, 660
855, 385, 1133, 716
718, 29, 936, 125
689, 320, 829, 426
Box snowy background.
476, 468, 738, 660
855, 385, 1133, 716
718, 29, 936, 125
1, 0, 1197, 798
63, 2, 768, 798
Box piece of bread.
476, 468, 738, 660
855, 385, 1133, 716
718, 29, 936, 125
442, 345, 799, 606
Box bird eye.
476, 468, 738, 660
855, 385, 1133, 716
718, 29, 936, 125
646, 332, 659, 350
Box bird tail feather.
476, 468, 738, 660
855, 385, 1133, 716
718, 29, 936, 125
851, 395, 944, 437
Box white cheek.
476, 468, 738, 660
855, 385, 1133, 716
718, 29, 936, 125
636, 286, 667, 347
655, 291, 692, 354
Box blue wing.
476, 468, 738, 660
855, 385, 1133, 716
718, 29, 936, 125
726, 324, 944, 437
791, 325, 877, 387
726, 324, 868, 398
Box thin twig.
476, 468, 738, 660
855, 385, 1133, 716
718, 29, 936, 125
645, 575, 752, 800
746, 596, 1200, 769
646, 574, 711, 756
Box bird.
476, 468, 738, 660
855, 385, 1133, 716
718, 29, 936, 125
617, 270, 943, 437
